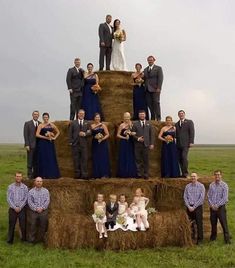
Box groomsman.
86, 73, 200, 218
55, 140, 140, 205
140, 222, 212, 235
28, 177, 50, 243
98, 14, 113, 71
23, 110, 40, 179
7, 172, 28, 244
66, 58, 85, 120
144, 56, 164, 121
132, 110, 155, 179
69, 109, 91, 179
208, 170, 231, 244
184, 173, 205, 244
175, 110, 195, 178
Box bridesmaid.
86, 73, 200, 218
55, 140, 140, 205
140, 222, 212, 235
132, 63, 149, 120
36, 112, 61, 179
81, 63, 102, 120
117, 112, 137, 178
158, 116, 180, 178
91, 113, 111, 179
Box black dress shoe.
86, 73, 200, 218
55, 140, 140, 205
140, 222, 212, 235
136, 227, 141, 231
7, 241, 13, 245
143, 176, 149, 180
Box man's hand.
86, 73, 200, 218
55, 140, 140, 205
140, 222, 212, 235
188, 207, 194, 212
69, 89, 73, 94
156, 88, 161, 93
211, 205, 218, 211
25, 146, 30, 152
137, 136, 144, 142
36, 208, 43, 213
15, 207, 21, 213
189, 143, 194, 148
101, 42, 105, 47
79, 131, 86, 137
149, 145, 154, 150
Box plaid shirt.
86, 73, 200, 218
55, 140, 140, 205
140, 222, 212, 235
7, 183, 28, 210
207, 181, 228, 207
28, 187, 50, 211
184, 182, 205, 209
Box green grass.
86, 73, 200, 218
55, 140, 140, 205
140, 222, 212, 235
0, 144, 234, 268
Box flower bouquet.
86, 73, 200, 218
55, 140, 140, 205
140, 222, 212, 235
95, 132, 104, 143
165, 135, 174, 144
92, 209, 105, 222
116, 215, 126, 226
45, 131, 55, 141
147, 207, 157, 215
91, 83, 102, 94
114, 31, 124, 42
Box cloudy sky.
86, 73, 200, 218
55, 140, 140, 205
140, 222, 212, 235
0, 0, 234, 144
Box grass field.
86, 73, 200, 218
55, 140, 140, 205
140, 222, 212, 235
0, 144, 234, 268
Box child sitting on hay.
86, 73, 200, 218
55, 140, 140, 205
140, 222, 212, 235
130, 188, 150, 231
92, 193, 108, 239
116, 194, 128, 229
105, 194, 119, 230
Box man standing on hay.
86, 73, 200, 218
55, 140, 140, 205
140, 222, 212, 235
66, 58, 85, 120
184, 172, 205, 244
69, 109, 91, 180
27, 177, 50, 243
175, 110, 195, 178
208, 170, 231, 244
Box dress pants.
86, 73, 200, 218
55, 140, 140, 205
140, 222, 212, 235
134, 143, 149, 178
7, 207, 26, 243
177, 146, 189, 177
187, 205, 203, 242
210, 205, 230, 242
145, 91, 161, 120
28, 209, 48, 243
72, 144, 88, 179
70, 94, 82, 120
99, 46, 112, 71
27, 148, 38, 179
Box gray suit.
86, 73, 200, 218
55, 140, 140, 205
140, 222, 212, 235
175, 119, 195, 177
69, 120, 91, 179
132, 120, 155, 178
144, 65, 164, 120
23, 120, 41, 179
98, 22, 113, 70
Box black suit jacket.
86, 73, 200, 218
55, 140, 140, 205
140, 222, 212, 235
69, 120, 91, 146
175, 119, 195, 148
98, 23, 113, 48
144, 64, 163, 92
23, 120, 41, 149
106, 201, 119, 222
66, 67, 84, 96
132, 121, 155, 147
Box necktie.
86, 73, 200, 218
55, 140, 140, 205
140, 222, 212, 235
79, 120, 82, 130
35, 122, 38, 132
180, 120, 184, 127
148, 66, 151, 72
142, 121, 145, 128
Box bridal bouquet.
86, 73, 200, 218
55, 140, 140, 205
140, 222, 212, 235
165, 135, 174, 144
92, 209, 105, 222
95, 133, 104, 143
45, 131, 55, 141
114, 31, 124, 42
91, 83, 102, 94
116, 215, 126, 226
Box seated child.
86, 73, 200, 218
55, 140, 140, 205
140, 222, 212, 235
105, 194, 119, 230
117, 194, 128, 228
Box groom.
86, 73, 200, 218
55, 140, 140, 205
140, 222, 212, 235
98, 14, 113, 71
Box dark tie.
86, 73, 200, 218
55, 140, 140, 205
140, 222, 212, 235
35, 122, 38, 133
148, 66, 151, 73
79, 120, 82, 130
142, 121, 145, 129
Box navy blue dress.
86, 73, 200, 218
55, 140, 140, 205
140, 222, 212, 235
161, 130, 180, 178
37, 126, 60, 179
92, 127, 111, 178
117, 128, 137, 178
81, 76, 102, 120
133, 78, 149, 120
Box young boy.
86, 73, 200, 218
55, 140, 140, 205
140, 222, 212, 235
105, 194, 119, 229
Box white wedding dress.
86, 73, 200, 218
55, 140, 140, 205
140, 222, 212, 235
111, 29, 127, 71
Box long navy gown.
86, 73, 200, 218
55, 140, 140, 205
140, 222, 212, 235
92, 127, 111, 178
81, 75, 102, 120
161, 130, 180, 178
133, 78, 149, 120
117, 128, 137, 178
37, 125, 60, 179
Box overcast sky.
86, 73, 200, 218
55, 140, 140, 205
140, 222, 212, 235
0, 0, 234, 143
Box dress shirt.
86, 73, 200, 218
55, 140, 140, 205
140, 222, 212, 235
33, 120, 38, 127
75, 66, 80, 72
207, 181, 228, 207
184, 182, 205, 209
7, 183, 28, 210
106, 22, 112, 34
78, 119, 84, 126
28, 187, 50, 211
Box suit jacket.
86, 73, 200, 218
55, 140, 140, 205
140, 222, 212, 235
98, 23, 113, 48
132, 120, 155, 147
144, 64, 163, 93
106, 201, 119, 222
175, 119, 195, 148
23, 120, 41, 149
69, 120, 91, 146
66, 67, 84, 96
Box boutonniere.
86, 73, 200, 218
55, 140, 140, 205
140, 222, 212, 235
146, 123, 150, 126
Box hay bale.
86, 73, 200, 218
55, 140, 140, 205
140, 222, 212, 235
54, 120, 164, 178
46, 210, 192, 250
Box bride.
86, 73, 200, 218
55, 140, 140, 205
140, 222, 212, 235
111, 19, 127, 71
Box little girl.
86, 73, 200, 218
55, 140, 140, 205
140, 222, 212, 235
117, 194, 128, 228
92, 193, 108, 238
134, 188, 149, 231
